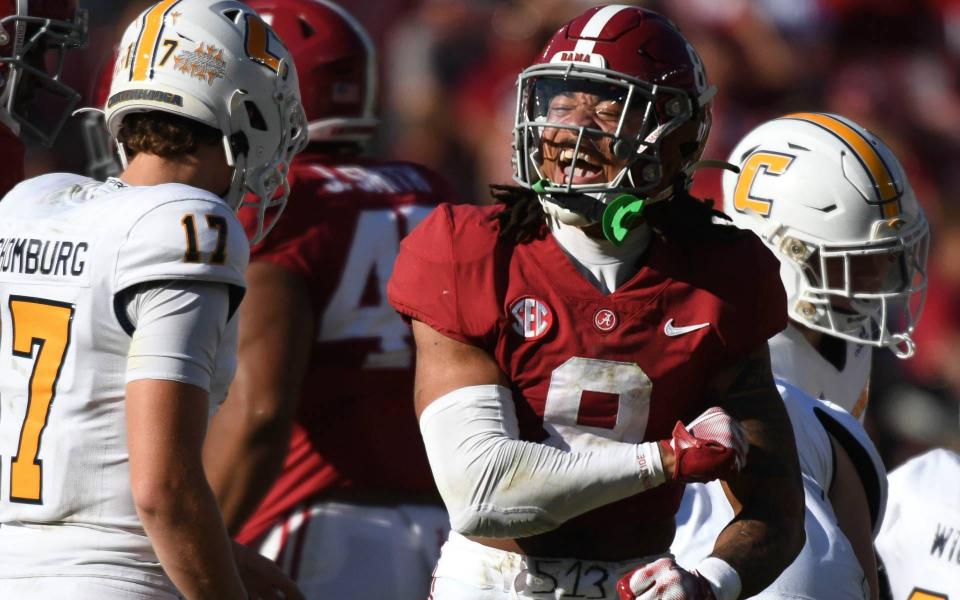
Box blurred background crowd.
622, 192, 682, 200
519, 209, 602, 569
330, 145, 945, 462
33, 0, 960, 467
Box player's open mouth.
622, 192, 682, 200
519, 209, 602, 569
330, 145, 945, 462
558, 147, 604, 184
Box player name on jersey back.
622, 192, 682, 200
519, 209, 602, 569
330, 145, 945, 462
0, 236, 90, 281
929, 521, 960, 568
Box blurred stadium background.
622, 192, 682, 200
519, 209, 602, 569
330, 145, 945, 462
34, 0, 960, 467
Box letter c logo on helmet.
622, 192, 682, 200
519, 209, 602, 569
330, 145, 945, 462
732, 151, 795, 217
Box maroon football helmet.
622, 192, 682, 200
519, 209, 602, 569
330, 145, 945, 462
0, 0, 87, 146
247, 0, 377, 145
513, 5, 714, 201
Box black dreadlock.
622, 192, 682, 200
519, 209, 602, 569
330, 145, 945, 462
490, 184, 549, 244
489, 179, 740, 245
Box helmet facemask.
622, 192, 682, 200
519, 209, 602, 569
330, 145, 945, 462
229, 57, 309, 245
514, 63, 706, 199
782, 217, 929, 358
0, 5, 87, 145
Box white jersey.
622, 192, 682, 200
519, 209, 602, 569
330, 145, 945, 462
770, 324, 873, 418
0, 173, 247, 591
673, 381, 887, 599
876, 448, 960, 600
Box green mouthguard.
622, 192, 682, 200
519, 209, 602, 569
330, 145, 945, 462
601, 194, 646, 245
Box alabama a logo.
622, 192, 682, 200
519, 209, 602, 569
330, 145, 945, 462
510, 296, 553, 340
594, 308, 617, 333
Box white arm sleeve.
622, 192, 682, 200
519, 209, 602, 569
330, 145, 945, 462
419, 385, 666, 538
123, 280, 233, 392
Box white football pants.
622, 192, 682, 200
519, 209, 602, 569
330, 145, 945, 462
253, 500, 449, 600
429, 531, 669, 600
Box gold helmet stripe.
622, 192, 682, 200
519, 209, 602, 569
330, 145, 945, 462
785, 112, 901, 218
244, 14, 282, 73
131, 0, 181, 82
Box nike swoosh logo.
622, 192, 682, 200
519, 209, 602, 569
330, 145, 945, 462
663, 318, 710, 337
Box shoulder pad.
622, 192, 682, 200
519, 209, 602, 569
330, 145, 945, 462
777, 380, 833, 490
889, 448, 960, 509
2, 172, 96, 203
388, 203, 502, 345
115, 189, 248, 292
813, 397, 887, 536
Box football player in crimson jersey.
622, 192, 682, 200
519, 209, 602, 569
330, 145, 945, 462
387, 5, 804, 600
673, 115, 930, 600
0, 0, 86, 196
200, 2, 456, 598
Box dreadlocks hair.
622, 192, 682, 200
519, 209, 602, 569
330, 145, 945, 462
643, 177, 736, 242
490, 184, 548, 244
489, 177, 738, 245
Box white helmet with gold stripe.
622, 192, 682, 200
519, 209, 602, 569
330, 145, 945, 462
723, 113, 928, 358
105, 0, 308, 243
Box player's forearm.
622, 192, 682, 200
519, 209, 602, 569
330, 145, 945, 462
421, 385, 667, 537
710, 497, 804, 595
204, 406, 291, 532
134, 475, 246, 600
712, 427, 804, 595
714, 346, 805, 596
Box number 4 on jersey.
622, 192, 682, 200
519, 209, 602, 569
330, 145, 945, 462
320, 206, 432, 368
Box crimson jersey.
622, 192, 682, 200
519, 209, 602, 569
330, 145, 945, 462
388, 204, 787, 530
235, 153, 454, 544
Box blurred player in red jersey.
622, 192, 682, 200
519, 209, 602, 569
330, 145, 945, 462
387, 5, 805, 600
0, 0, 86, 195
201, 1, 455, 598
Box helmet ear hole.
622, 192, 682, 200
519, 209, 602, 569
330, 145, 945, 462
221, 9, 243, 23
298, 17, 316, 38
244, 101, 268, 131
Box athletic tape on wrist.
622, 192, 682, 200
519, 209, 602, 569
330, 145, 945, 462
636, 442, 666, 489
696, 557, 741, 600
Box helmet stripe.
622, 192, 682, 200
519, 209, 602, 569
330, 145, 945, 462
244, 14, 282, 73
131, 0, 181, 82
784, 112, 901, 218
573, 5, 633, 54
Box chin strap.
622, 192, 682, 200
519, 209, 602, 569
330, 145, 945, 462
533, 179, 644, 245
532, 178, 607, 222
691, 159, 740, 175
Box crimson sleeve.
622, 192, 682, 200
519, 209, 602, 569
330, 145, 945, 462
388, 204, 469, 343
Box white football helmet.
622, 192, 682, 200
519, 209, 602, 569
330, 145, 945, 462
104, 0, 308, 243
724, 113, 928, 358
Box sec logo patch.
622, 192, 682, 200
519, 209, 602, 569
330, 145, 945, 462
510, 296, 553, 340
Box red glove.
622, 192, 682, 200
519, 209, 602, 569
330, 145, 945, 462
617, 557, 717, 600
661, 406, 748, 483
